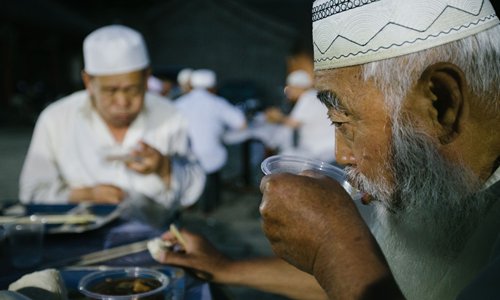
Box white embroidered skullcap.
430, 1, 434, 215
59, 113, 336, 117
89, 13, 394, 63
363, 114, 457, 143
286, 70, 313, 88
83, 25, 150, 75
177, 68, 193, 86
190, 69, 217, 89
312, 0, 499, 70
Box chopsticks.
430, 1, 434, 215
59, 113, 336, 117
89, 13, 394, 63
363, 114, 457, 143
43, 239, 151, 268
169, 224, 187, 249
42, 224, 187, 268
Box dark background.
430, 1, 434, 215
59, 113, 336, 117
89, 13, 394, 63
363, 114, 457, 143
0, 0, 313, 125
1, 1, 499, 126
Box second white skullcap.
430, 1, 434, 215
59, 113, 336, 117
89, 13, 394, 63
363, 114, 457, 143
83, 25, 150, 76
147, 76, 163, 94
177, 68, 193, 86
190, 69, 217, 89
286, 70, 313, 88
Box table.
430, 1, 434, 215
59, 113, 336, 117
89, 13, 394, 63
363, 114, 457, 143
223, 113, 293, 150
223, 113, 293, 186
0, 204, 212, 300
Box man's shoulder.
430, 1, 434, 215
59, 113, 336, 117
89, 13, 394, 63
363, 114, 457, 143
145, 92, 175, 109
457, 233, 500, 299
42, 90, 88, 114
144, 93, 184, 121
300, 89, 319, 101
38, 90, 88, 122
297, 89, 326, 111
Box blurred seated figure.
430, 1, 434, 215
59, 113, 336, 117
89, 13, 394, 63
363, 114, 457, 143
176, 68, 193, 97
175, 69, 247, 213
265, 70, 335, 162
19, 25, 205, 223
147, 75, 174, 98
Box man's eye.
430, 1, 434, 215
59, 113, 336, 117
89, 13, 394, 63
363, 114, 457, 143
330, 120, 344, 128
101, 88, 117, 95
124, 85, 142, 96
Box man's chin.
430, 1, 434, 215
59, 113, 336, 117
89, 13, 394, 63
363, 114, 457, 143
110, 116, 135, 127
344, 166, 394, 206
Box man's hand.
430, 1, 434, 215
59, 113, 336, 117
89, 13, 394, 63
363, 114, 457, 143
259, 171, 358, 274
265, 107, 286, 123
126, 141, 171, 183
151, 229, 233, 283
69, 184, 125, 204
259, 171, 403, 299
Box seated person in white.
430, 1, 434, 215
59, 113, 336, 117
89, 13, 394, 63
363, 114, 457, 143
265, 70, 335, 162
175, 69, 247, 213
19, 25, 205, 221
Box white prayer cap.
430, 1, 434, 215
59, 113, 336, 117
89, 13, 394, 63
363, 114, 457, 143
190, 69, 217, 89
177, 68, 193, 86
286, 70, 313, 88
312, 0, 500, 70
147, 76, 163, 94
83, 25, 150, 75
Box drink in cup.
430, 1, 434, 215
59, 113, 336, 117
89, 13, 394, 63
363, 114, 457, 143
261, 155, 359, 198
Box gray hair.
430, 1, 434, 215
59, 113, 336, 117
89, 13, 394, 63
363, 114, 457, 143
362, 25, 500, 117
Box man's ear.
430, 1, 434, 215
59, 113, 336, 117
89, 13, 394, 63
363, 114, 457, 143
417, 62, 469, 145
81, 71, 93, 93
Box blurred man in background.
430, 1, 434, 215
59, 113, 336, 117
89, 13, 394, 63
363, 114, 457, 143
147, 75, 174, 98
265, 69, 335, 162
176, 68, 193, 97
19, 25, 205, 221
175, 69, 247, 214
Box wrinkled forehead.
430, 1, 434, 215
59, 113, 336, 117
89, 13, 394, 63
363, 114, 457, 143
314, 65, 389, 115
91, 69, 147, 85
314, 66, 364, 93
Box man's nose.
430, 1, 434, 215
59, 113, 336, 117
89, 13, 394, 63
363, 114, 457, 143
114, 91, 130, 108
335, 132, 356, 166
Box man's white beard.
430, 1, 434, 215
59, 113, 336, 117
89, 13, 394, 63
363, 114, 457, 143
344, 117, 491, 299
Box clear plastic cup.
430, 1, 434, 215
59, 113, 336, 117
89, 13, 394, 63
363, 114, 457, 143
261, 155, 358, 198
6, 215, 45, 269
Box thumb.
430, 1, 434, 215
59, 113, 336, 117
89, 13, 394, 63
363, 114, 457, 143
156, 250, 192, 267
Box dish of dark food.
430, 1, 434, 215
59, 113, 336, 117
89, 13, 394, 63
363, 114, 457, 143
78, 267, 169, 300
89, 277, 162, 297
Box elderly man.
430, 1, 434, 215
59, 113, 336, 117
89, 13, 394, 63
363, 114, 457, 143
153, 1, 499, 299
175, 69, 247, 213
260, 0, 500, 298
19, 25, 205, 219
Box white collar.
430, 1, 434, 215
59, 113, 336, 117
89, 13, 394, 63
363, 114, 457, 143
483, 166, 500, 190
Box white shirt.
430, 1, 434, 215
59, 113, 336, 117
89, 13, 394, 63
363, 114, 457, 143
19, 90, 205, 209
374, 167, 500, 300
175, 89, 246, 173
285, 89, 335, 162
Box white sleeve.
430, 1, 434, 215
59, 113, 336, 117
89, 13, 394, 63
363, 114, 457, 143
290, 93, 318, 124
217, 98, 246, 130
147, 117, 205, 209
170, 151, 206, 207
19, 110, 70, 204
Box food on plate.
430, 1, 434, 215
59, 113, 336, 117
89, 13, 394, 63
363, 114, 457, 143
88, 277, 162, 298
